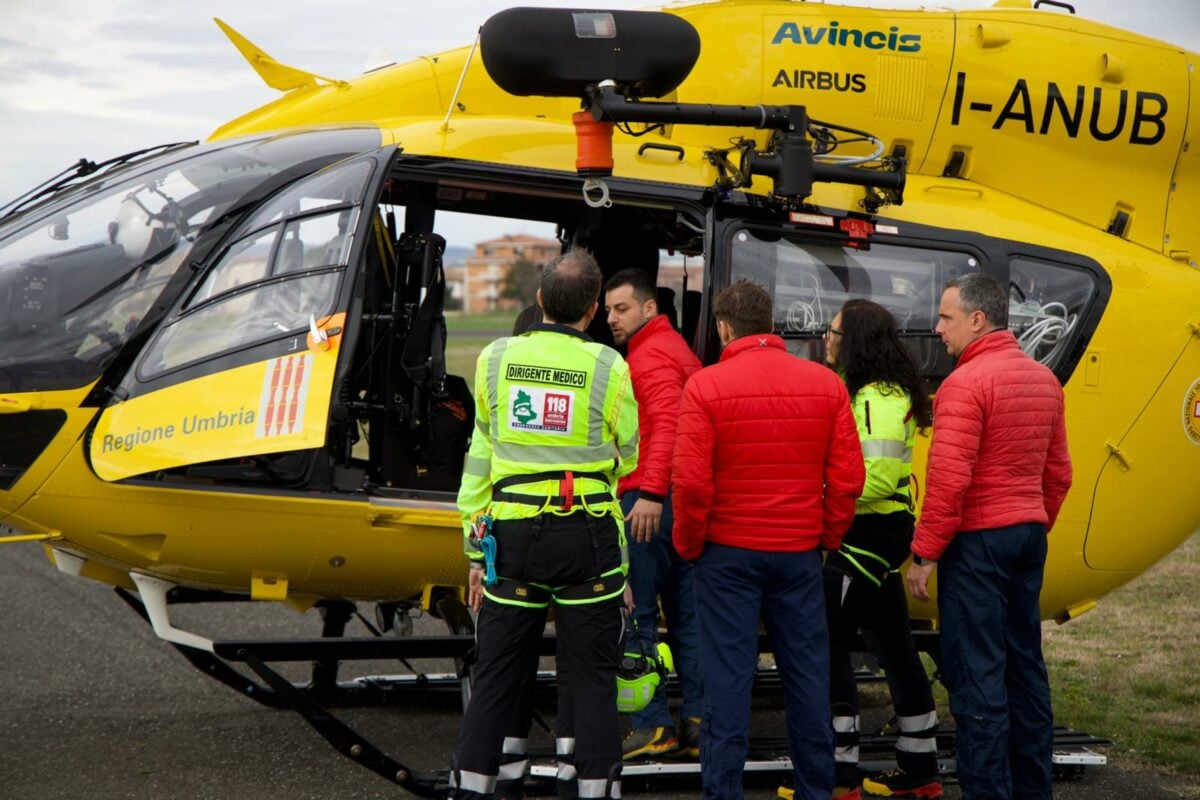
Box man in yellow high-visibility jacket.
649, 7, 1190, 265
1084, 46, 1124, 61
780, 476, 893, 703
451, 248, 639, 800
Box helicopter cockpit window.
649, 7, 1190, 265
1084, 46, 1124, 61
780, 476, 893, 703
237, 159, 372, 235
0, 173, 199, 391
140, 272, 341, 379
191, 208, 359, 306
184, 159, 369, 309
729, 228, 981, 382
1007, 257, 1095, 369
0, 129, 381, 394
140, 158, 380, 379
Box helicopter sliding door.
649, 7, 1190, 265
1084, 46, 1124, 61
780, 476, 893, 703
90, 149, 397, 482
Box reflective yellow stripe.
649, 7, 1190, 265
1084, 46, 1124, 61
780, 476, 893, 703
483, 588, 549, 609
860, 439, 911, 460
555, 586, 625, 605
843, 543, 891, 570
486, 338, 508, 416
588, 346, 618, 447
492, 439, 622, 467
839, 550, 882, 588
464, 455, 491, 476
617, 430, 639, 461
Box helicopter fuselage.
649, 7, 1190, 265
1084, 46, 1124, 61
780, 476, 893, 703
1, 1, 1197, 629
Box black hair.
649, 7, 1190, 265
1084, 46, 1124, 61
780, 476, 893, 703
603, 269, 657, 304
540, 248, 602, 324
712, 280, 773, 338
834, 299, 932, 429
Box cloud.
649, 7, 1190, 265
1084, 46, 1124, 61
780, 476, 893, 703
0, 0, 1197, 207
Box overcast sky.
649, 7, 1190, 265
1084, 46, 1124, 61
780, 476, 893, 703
0, 0, 1196, 247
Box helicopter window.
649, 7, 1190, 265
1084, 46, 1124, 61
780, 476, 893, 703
729, 227, 981, 382
1008, 257, 1096, 369
191, 208, 359, 308
193, 229, 277, 303
237, 160, 373, 235
0, 129, 382, 394
282, 210, 357, 271
139, 271, 341, 380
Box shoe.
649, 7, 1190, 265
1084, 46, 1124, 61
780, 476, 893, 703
780, 785, 859, 799
621, 726, 679, 760
862, 767, 943, 798
677, 716, 701, 758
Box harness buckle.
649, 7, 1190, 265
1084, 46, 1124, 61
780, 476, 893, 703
560, 470, 575, 512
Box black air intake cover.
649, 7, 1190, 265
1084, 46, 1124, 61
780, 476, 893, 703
0, 410, 66, 490
480, 7, 701, 99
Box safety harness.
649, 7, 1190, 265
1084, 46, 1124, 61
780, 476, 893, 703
491, 469, 613, 510
481, 469, 625, 608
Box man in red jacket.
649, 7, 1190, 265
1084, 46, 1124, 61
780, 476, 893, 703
672, 281, 864, 800
906, 273, 1072, 800
604, 269, 704, 759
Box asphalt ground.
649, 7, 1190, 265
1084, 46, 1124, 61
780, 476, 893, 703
1, 542, 1195, 800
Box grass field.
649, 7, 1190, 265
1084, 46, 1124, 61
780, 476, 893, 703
446, 336, 494, 381
1043, 532, 1200, 778
444, 311, 516, 378
867, 533, 1200, 787
445, 310, 519, 333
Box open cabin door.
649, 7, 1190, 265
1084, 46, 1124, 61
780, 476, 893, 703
90, 149, 398, 483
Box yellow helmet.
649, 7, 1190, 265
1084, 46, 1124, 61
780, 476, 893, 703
616, 640, 673, 714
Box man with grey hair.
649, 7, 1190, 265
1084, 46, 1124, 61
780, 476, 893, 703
906, 272, 1072, 800
453, 247, 639, 800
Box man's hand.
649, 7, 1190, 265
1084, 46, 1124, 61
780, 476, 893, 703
468, 567, 484, 613
623, 582, 635, 614
627, 497, 663, 543
906, 561, 937, 602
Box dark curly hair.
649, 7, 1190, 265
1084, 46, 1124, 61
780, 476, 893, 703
833, 299, 932, 429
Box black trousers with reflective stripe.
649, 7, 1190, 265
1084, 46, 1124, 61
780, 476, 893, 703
453, 513, 625, 799
824, 512, 938, 781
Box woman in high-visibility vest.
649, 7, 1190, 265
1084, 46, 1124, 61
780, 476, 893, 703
822, 299, 943, 800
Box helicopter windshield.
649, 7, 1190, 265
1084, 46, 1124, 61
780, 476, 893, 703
0, 128, 380, 394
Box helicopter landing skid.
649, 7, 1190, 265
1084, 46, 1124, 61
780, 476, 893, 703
239, 649, 450, 798
114, 583, 494, 709
583, 728, 1108, 793
114, 585, 1110, 794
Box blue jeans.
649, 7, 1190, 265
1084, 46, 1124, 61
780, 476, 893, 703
694, 544, 832, 800
938, 523, 1053, 800
622, 491, 703, 728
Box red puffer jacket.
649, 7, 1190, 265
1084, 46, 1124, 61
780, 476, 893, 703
618, 313, 702, 501
671, 334, 864, 560
913, 330, 1073, 561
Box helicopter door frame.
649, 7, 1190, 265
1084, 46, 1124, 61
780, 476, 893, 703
88, 147, 401, 485
331, 156, 712, 498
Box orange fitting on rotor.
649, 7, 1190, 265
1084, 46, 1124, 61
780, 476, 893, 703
573, 111, 614, 176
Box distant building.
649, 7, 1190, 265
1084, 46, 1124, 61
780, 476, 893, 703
445, 234, 559, 313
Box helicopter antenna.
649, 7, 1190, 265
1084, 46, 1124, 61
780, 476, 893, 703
441, 30, 481, 133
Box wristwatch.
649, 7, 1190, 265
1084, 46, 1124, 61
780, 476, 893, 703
912, 554, 935, 566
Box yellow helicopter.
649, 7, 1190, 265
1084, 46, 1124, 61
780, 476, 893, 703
0, 0, 1196, 792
